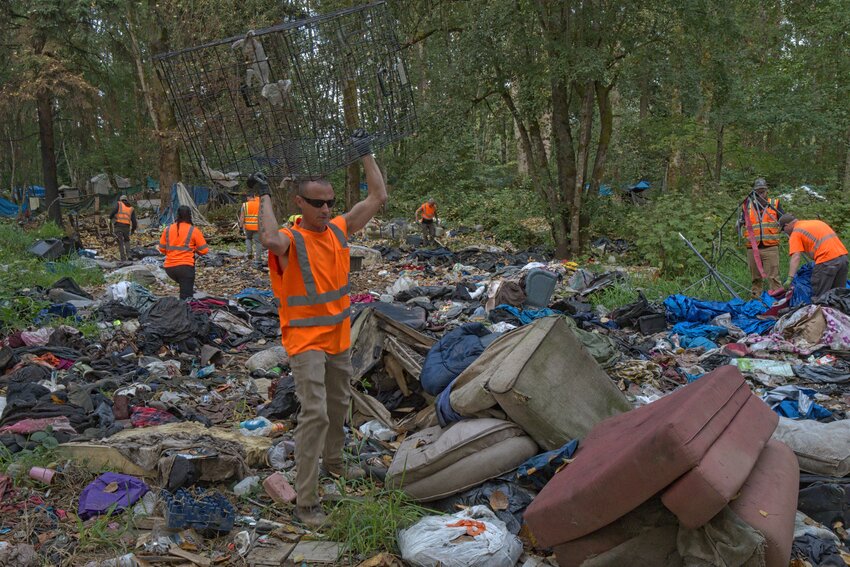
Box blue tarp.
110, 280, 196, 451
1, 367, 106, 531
0, 198, 20, 217
491, 305, 561, 325
159, 184, 212, 224
669, 322, 728, 349
516, 439, 579, 490
421, 323, 495, 396
762, 385, 832, 420
628, 180, 651, 191
664, 294, 776, 335
791, 262, 850, 306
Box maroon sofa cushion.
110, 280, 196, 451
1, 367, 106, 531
661, 393, 779, 528
730, 439, 799, 567
525, 366, 751, 546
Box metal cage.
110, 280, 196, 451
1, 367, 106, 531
154, 1, 416, 182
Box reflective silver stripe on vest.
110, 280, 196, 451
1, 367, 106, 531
285, 224, 349, 308
793, 227, 838, 253
288, 308, 351, 327
162, 225, 195, 251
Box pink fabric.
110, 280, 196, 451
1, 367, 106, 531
20, 328, 55, 347
0, 416, 77, 435
350, 293, 375, 303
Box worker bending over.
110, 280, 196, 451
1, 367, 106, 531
415, 198, 438, 246
158, 206, 209, 300
109, 195, 137, 261
780, 214, 848, 301
738, 178, 783, 296
238, 189, 264, 269
253, 130, 385, 529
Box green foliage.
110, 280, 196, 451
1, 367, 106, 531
326, 483, 433, 557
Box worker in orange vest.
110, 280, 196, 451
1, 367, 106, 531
238, 189, 264, 268
158, 205, 209, 300
415, 198, 439, 246
109, 195, 137, 261
737, 178, 784, 296
780, 213, 848, 301
251, 129, 386, 529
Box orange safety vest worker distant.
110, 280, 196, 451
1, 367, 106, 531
781, 213, 848, 301
239, 193, 264, 268
158, 205, 210, 300
109, 195, 138, 262
738, 179, 784, 296
415, 198, 439, 246
115, 201, 134, 226
242, 196, 260, 231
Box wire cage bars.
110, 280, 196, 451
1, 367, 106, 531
154, 1, 416, 182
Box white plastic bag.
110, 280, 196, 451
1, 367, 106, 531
387, 275, 415, 296
398, 506, 523, 567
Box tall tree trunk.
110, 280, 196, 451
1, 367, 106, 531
714, 124, 724, 182
666, 85, 683, 191
571, 82, 595, 257
639, 71, 650, 120
37, 92, 61, 224
551, 77, 577, 258
502, 90, 568, 256
149, 0, 180, 208
126, 3, 158, 131
590, 81, 613, 193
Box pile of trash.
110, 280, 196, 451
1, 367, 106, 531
2, 224, 849, 566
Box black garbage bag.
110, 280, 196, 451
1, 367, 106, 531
96, 301, 141, 321
50, 277, 93, 299
259, 376, 300, 420
139, 297, 210, 354
609, 291, 658, 328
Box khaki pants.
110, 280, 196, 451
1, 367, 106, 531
289, 348, 353, 508
746, 246, 781, 296
421, 220, 436, 244
811, 255, 849, 302
114, 224, 131, 261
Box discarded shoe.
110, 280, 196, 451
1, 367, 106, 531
295, 505, 327, 529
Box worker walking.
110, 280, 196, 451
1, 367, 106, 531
415, 198, 438, 246
738, 178, 784, 296
158, 205, 209, 300
253, 130, 386, 529
780, 214, 848, 301
109, 195, 137, 261
238, 189, 264, 268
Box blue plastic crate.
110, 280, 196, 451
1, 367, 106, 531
162, 488, 235, 535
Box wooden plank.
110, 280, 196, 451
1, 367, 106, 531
383, 353, 411, 397
169, 545, 212, 567
384, 336, 424, 378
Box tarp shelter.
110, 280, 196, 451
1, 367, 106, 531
158, 183, 211, 226
0, 198, 19, 217
628, 180, 651, 192
598, 184, 613, 196
90, 173, 131, 195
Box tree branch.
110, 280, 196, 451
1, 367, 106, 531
403, 26, 463, 48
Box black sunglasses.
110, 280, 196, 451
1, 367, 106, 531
301, 197, 336, 209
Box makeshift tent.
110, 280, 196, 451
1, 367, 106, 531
0, 198, 20, 217
90, 173, 131, 195
158, 183, 211, 226
628, 180, 651, 192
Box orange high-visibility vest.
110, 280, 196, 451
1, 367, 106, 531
268, 217, 350, 356
742, 198, 780, 248
242, 197, 260, 231
158, 223, 209, 268
115, 202, 134, 226
789, 220, 848, 264
418, 202, 436, 220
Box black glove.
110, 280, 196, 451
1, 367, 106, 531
247, 172, 270, 196
351, 128, 372, 158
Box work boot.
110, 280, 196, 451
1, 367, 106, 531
295, 505, 327, 529
323, 463, 366, 480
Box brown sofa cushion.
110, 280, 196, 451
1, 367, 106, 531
662, 393, 779, 528
525, 366, 751, 546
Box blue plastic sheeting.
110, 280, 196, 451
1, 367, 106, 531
233, 288, 274, 300
160, 184, 212, 224
492, 305, 561, 325
0, 198, 20, 217
762, 385, 832, 420
791, 262, 850, 307
34, 303, 78, 325
669, 322, 728, 350
516, 439, 579, 490
664, 294, 776, 335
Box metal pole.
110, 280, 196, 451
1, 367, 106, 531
678, 232, 741, 299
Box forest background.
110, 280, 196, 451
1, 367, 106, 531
1, 0, 849, 279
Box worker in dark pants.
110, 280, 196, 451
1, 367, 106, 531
109, 195, 137, 261
781, 213, 849, 302
158, 206, 209, 300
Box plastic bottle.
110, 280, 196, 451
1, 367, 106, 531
239, 417, 286, 437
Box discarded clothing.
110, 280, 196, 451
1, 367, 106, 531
493, 281, 526, 308
791, 262, 816, 307
34, 303, 77, 325
793, 362, 850, 384
258, 376, 299, 420
664, 294, 775, 335
516, 439, 579, 490
421, 323, 495, 396
791, 534, 845, 567
78, 472, 148, 519
490, 305, 560, 326
131, 406, 179, 427
762, 385, 832, 420
139, 296, 211, 354
50, 276, 93, 299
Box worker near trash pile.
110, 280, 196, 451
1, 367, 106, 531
109, 194, 137, 261
238, 189, 264, 269
737, 178, 783, 297
158, 205, 209, 300
415, 197, 438, 245
252, 130, 385, 529
780, 213, 848, 301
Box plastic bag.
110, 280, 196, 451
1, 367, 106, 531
398, 506, 522, 567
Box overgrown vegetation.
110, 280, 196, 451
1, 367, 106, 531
326, 482, 434, 558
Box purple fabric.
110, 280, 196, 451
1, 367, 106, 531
77, 472, 149, 519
